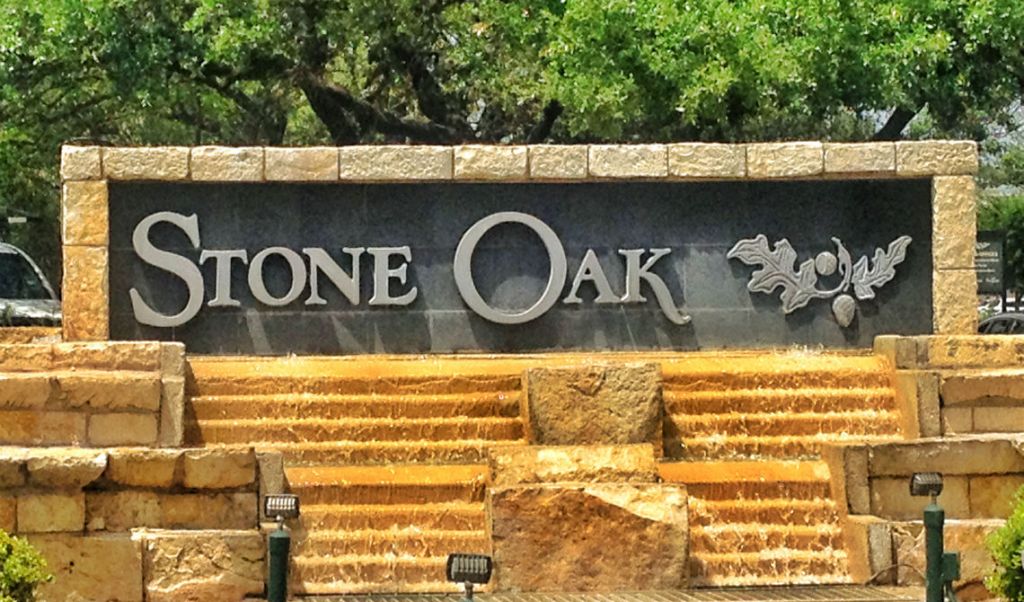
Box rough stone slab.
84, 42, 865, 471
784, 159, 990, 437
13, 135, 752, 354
746, 142, 823, 178
529, 145, 588, 179
454, 145, 528, 179
27, 448, 107, 489
264, 147, 338, 181
61, 245, 109, 341
868, 437, 1024, 476
589, 144, 668, 178
17, 492, 86, 532
52, 341, 162, 372
932, 269, 978, 334
0, 344, 54, 372
843, 515, 894, 584
88, 413, 159, 446
0, 327, 60, 345
29, 533, 143, 602
667, 143, 745, 178
158, 377, 186, 447
61, 145, 103, 180
892, 519, 1002, 597
525, 363, 663, 455
87, 491, 161, 531
968, 474, 1024, 517
0, 373, 55, 408
822, 444, 870, 515
0, 495, 14, 532
923, 335, 1024, 368
106, 449, 182, 488
159, 342, 186, 377
0, 410, 87, 446
893, 370, 940, 438
339, 145, 452, 180
103, 147, 189, 180
256, 451, 285, 499
942, 371, 1024, 406
488, 444, 659, 487
57, 372, 161, 411
182, 448, 257, 489
136, 529, 264, 602
973, 406, 1024, 432
870, 475, 969, 520
873, 335, 925, 369
490, 482, 688, 591
941, 407, 973, 435
823, 143, 895, 174
0, 448, 27, 487
932, 177, 976, 269
190, 146, 264, 181
62, 181, 109, 246
159, 492, 257, 530
896, 141, 978, 176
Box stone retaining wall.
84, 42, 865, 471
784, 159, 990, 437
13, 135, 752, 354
0, 446, 267, 602
0, 342, 186, 447
61, 141, 979, 343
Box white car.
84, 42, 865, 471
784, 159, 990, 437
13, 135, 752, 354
0, 242, 61, 326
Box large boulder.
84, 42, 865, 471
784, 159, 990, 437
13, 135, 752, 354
524, 363, 663, 454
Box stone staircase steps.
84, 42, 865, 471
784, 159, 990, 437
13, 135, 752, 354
667, 410, 901, 438
690, 550, 851, 587
213, 440, 516, 465
671, 433, 903, 462
690, 524, 843, 553
190, 393, 520, 420
291, 556, 458, 594
299, 503, 486, 531
664, 387, 896, 415
689, 499, 838, 526
293, 529, 489, 557
660, 354, 893, 391
191, 416, 523, 445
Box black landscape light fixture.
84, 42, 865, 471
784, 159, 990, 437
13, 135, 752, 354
446, 553, 492, 602
263, 494, 300, 602
910, 472, 960, 602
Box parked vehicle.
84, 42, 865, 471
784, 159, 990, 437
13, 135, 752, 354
0, 242, 60, 326
978, 312, 1024, 334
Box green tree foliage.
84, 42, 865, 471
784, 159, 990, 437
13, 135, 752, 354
986, 485, 1024, 601
0, 530, 51, 602
1, 0, 1024, 274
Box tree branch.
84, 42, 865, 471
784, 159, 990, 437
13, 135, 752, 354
873, 106, 918, 141
526, 100, 564, 143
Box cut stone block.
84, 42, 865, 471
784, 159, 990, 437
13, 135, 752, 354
488, 444, 658, 488
0, 373, 54, 408
88, 413, 159, 446
892, 519, 1002, 598
183, 448, 257, 489
136, 529, 264, 602
17, 492, 86, 533
968, 475, 1024, 518
29, 533, 143, 602
106, 449, 181, 488
27, 448, 107, 488
57, 372, 161, 411
490, 482, 688, 591
868, 437, 1024, 476
524, 363, 663, 455
870, 475, 969, 520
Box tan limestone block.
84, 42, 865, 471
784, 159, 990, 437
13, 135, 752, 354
190, 146, 264, 181
0, 344, 53, 372
490, 482, 688, 590
57, 372, 162, 411
588, 144, 668, 178
924, 335, 1024, 369
454, 145, 528, 179
0, 411, 87, 446
0, 373, 55, 408
941, 407, 973, 435
29, 533, 143, 602
27, 449, 107, 489
942, 371, 1024, 406
0, 448, 27, 487
52, 341, 162, 372
183, 448, 257, 489
160, 493, 257, 530
973, 406, 1024, 432
746, 142, 823, 178
103, 147, 189, 180
159, 342, 186, 377
893, 370, 940, 438
339, 145, 453, 180
823, 143, 896, 174
488, 444, 658, 488
106, 449, 181, 488
932, 176, 976, 269
138, 529, 264, 602
667, 143, 745, 178
869, 437, 1024, 476
870, 475, 969, 520
256, 451, 285, 499
86, 491, 162, 531
158, 377, 185, 448
892, 519, 1001, 592
821, 444, 870, 515
88, 413, 159, 446
264, 147, 338, 181
61, 245, 109, 341
896, 140, 978, 176
933, 269, 978, 334
528, 145, 588, 179
0, 327, 60, 345
17, 492, 86, 532
0, 496, 14, 532
969, 475, 1024, 518
840, 515, 894, 584
60, 145, 103, 181
61, 181, 108, 246
525, 363, 663, 455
